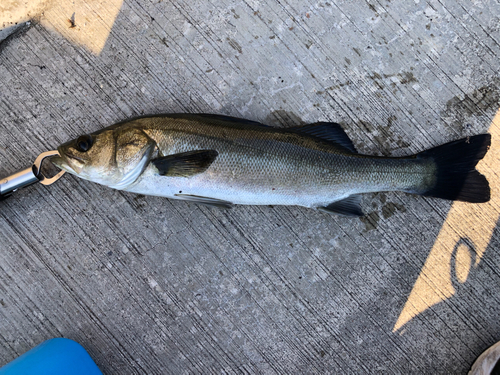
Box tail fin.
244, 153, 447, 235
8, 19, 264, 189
418, 134, 491, 203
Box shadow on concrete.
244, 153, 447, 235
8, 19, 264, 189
394, 109, 500, 331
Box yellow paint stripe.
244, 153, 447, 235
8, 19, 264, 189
394, 109, 500, 332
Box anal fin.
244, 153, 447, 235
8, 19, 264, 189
174, 194, 233, 209
318, 194, 363, 217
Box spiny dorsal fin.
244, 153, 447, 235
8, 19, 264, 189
318, 194, 363, 217
183, 114, 270, 128
289, 122, 357, 153
151, 150, 218, 177
174, 194, 233, 209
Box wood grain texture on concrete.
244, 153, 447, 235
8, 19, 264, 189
0, 0, 499, 373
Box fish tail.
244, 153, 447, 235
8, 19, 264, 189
418, 134, 491, 203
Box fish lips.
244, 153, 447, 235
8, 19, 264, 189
50, 150, 83, 175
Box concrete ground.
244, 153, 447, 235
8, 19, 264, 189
0, 0, 499, 373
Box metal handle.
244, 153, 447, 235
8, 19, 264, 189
0, 150, 65, 200
0, 166, 40, 199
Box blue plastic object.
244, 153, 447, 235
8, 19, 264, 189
0, 338, 102, 375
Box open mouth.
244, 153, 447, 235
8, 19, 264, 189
50, 152, 82, 174
67, 153, 85, 162
50, 155, 71, 172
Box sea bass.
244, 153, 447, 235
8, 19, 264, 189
51, 114, 491, 216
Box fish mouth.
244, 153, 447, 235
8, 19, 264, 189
50, 151, 82, 175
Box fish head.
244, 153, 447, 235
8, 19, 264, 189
52, 125, 156, 189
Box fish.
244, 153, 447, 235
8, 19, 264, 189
51, 114, 491, 216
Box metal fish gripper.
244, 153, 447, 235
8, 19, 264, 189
0, 150, 65, 200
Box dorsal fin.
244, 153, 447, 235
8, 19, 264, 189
289, 122, 357, 153
176, 114, 270, 128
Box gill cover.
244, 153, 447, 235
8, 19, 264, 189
110, 128, 156, 189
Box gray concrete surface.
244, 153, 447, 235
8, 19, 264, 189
0, 0, 499, 373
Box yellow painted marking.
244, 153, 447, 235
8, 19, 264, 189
394, 109, 500, 332
0, 0, 123, 55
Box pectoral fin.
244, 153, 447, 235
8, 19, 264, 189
151, 150, 218, 177
174, 194, 233, 209
318, 195, 363, 217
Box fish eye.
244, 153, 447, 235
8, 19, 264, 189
75, 135, 93, 153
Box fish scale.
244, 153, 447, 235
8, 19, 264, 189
138, 116, 429, 202
51, 114, 490, 216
